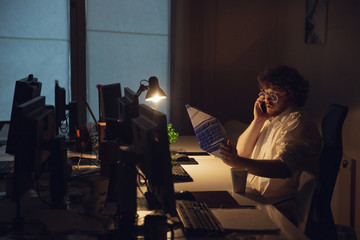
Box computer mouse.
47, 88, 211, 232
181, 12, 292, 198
175, 191, 195, 201
70, 156, 80, 165
173, 153, 190, 162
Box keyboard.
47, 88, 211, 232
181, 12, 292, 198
172, 164, 193, 182
176, 199, 224, 236
0, 161, 13, 177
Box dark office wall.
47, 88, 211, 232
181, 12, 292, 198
170, 1, 277, 134
212, 1, 279, 124
170, 0, 360, 233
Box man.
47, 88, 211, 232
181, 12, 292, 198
220, 64, 322, 223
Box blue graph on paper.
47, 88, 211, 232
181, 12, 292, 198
186, 105, 226, 158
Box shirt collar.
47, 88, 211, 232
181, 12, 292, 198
270, 106, 300, 124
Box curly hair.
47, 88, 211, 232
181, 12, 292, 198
257, 64, 309, 107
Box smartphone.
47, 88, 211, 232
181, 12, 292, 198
260, 102, 267, 113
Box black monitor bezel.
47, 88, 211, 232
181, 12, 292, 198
117, 87, 139, 144
101, 83, 122, 120
12, 96, 56, 201
6, 75, 42, 155
55, 80, 66, 128
132, 104, 176, 216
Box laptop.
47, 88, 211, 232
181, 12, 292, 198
185, 105, 227, 158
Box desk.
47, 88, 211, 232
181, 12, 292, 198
0, 137, 308, 239
170, 136, 308, 240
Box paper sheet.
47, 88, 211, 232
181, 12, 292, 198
186, 105, 226, 158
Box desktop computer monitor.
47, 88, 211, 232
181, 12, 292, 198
6, 74, 42, 155
117, 87, 139, 144
101, 83, 122, 120
55, 80, 66, 126
11, 96, 53, 199
99, 83, 123, 141
104, 87, 139, 144
132, 104, 176, 216
11, 96, 67, 209
54, 80, 79, 140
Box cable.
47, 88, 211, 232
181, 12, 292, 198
136, 167, 149, 195
76, 137, 93, 169
33, 165, 51, 208
59, 113, 70, 134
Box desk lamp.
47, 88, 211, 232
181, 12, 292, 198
136, 76, 166, 102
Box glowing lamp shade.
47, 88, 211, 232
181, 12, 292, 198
144, 76, 167, 103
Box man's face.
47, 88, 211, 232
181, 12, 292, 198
260, 88, 291, 117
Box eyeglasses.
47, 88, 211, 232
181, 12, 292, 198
258, 92, 281, 103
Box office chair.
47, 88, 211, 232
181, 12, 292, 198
223, 120, 248, 145
306, 104, 348, 240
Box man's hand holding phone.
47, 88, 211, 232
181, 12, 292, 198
260, 102, 267, 113
254, 98, 269, 121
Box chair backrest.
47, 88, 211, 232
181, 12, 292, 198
223, 120, 248, 145
318, 104, 348, 206
296, 170, 317, 233
306, 104, 348, 239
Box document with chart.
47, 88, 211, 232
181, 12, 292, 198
186, 105, 227, 158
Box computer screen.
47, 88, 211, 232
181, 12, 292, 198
11, 96, 54, 199
54, 80, 79, 140
118, 87, 139, 144
6, 74, 42, 155
132, 104, 176, 216
11, 96, 67, 209
104, 87, 139, 144
101, 83, 122, 120
55, 80, 66, 128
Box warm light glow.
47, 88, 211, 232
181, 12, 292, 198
145, 94, 166, 103
138, 76, 167, 103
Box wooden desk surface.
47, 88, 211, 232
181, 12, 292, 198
170, 135, 205, 153
171, 135, 308, 240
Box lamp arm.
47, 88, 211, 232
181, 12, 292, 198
136, 83, 149, 96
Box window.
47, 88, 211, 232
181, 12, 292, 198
0, 0, 170, 124
0, 0, 70, 121
86, 0, 170, 121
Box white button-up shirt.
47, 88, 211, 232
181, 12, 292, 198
247, 107, 322, 203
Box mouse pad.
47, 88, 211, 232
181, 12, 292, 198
176, 157, 198, 165
191, 191, 240, 208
